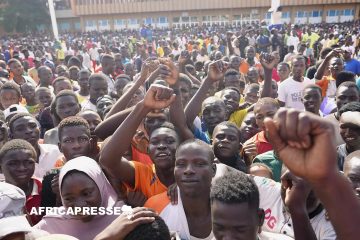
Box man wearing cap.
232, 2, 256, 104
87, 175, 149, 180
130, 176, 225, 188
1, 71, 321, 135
0, 182, 33, 239
28, 57, 42, 85
343, 46, 360, 75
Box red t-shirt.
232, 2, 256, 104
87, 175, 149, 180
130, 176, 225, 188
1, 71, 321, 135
244, 131, 273, 155
26, 178, 42, 225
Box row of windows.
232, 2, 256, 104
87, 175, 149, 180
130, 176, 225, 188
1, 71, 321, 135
265, 9, 354, 19
77, 0, 167, 4
85, 17, 169, 27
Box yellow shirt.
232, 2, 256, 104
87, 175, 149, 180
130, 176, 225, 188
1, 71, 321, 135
229, 108, 248, 128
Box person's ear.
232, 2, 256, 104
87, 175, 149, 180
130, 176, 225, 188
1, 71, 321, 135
211, 163, 217, 177
58, 142, 63, 153
257, 208, 265, 233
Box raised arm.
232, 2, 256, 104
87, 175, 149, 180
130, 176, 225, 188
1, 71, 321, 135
184, 60, 227, 128
159, 58, 194, 141
259, 52, 276, 98
314, 48, 342, 81
100, 84, 176, 186
105, 63, 149, 119
94, 106, 134, 140
265, 109, 360, 240
226, 32, 235, 56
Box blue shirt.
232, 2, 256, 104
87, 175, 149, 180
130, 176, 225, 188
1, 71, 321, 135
344, 59, 360, 75
193, 127, 210, 144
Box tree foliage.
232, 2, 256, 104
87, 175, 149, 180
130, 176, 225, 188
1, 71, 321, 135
0, 0, 50, 33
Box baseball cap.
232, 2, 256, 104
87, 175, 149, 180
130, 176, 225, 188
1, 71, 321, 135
0, 182, 33, 238
4, 104, 29, 120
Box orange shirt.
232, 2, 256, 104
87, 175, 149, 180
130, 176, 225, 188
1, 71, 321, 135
131, 145, 153, 165
239, 60, 262, 75
144, 191, 170, 213
128, 161, 167, 199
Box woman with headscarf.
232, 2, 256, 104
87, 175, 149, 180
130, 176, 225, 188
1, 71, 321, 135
34, 157, 126, 240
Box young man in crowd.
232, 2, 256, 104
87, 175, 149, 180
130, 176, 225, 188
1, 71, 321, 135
8, 113, 62, 179
145, 139, 215, 240
8, 58, 36, 86
81, 73, 108, 111
337, 102, 360, 170
343, 151, 360, 198
278, 55, 315, 110
301, 84, 323, 116
0, 82, 22, 110
21, 82, 40, 115
325, 81, 359, 146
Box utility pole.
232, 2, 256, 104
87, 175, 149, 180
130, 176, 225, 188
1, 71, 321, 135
47, 0, 59, 40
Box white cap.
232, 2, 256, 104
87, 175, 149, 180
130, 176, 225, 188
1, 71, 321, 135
0, 182, 33, 238
4, 104, 29, 120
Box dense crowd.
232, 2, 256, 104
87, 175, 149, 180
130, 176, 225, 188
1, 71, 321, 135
0, 20, 360, 240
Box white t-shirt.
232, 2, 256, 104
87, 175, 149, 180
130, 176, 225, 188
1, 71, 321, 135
81, 99, 97, 112
34, 144, 63, 180
254, 176, 336, 240
278, 77, 315, 110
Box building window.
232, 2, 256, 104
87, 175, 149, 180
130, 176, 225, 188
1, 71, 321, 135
327, 10, 338, 17
343, 9, 354, 16
99, 20, 108, 26
115, 19, 125, 25
144, 18, 152, 24
159, 17, 167, 24
311, 10, 322, 17
296, 11, 307, 18
265, 12, 271, 19
281, 12, 290, 18
128, 19, 138, 25
86, 20, 95, 27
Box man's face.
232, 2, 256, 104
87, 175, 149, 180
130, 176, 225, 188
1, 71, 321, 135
302, 88, 322, 114
39, 68, 53, 86
213, 125, 240, 159
229, 56, 241, 70
244, 87, 259, 104
202, 99, 227, 134
2, 149, 35, 188
336, 86, 359, 110
148, 127, 179, 170
90, 80, 108, 102
56, 95, 80, 120
78, 73, 90, 90
277, 64, 290, 81
78, 112, 102, 135
0, 89, 20, 109
246, 47, 255, 59
59, 125, 91, 160
11, 116, 40, 147
329, 58, 344, 78
291, 58, 306, 80
340, 112, 360, 148
69, 69, 79, 81
9, 61, 24, 76
179, 81, 191, 107
96, 97, 113, 118
224, 74, 241, 89
36, 90, 53, 108
221, 89, 240, 116
254, 103, 278, 130
144, 111, 168, 135
20, 84, 35, 102
212, 200, 262, 240
344, 155, 360, 198
240, 112, 260, 142
102, 57, 115, 74
175, 143, 214, 197
54, 80, 72, 95
246, 69, 259, 84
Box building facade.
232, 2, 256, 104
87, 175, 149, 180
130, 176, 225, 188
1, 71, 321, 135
54, 0, 360, 32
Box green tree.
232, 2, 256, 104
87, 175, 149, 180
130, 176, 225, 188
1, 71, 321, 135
0, 0, 50, 33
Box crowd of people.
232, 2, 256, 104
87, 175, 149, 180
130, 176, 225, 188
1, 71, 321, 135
0, 20, 360, 240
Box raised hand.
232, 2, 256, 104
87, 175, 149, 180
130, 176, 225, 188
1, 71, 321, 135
281, 171, 311, 212
143, 84, 176, 110
159, 58, 179, 86
264, 109, 338, 183
260, 52, 277, 71
325, 48, 343, 60
207, 60, 228, 82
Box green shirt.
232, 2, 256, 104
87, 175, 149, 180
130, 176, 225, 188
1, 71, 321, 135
253, 150, 282, 182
